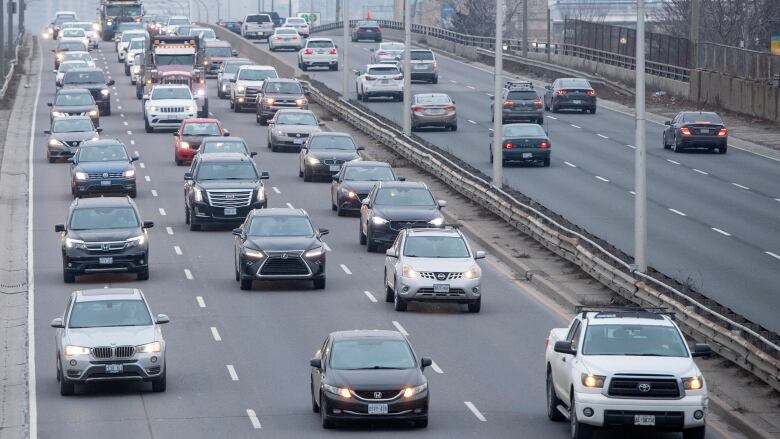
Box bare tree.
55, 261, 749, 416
448, 0, 525, 37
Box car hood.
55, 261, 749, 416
327, 368, 423, 390
157, 65, 193, 73
581, 355, 699, 378
62, 83, 105, 92
372, 206, 442, 222
51, 131, 97, 142
68, 227, 142, 242
308, 149, 360, 161
74, 160, 131, 173
235, 79, 266, 87
182, 134, 218, 147
196, 180, 261, 190
264, 92, 304, 100
274, 125, 321, 135
222, 72, 237, 80
52, 104, 97, 113
404, 258, 473, 272
65, 325, 157, 347
339, 181, 382, 194
148, 99, 195, 107
245, 236, 319, 252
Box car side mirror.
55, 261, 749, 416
318, 228, 329, 236
554, 340, 577, 355
397, 176, 406, 181
489, 133, 494, 138
361, 198, 370, 205
437, 200, 447, 208
232, 228, 243, 236
250, 152, 257, 157
67, 157, 75, 163
172, 132, 178, 136
691, 343, 712, 358
260, 171, 269, 180
50, 318, 64, 328
356, 146, 365, 151
43, 129, 51, 134
106, 79, 115, 86
385, 249, 396, 257
223, 130, 230, 136
664, 121, 671, 126
184, 172, 193, 180
96, 127, 103, 133
155, 314, 170, 324
309, 358, 322, 369
143, 221, 154, 228
142, 94, 149, 100
475, 250, 486, 259
354, 71, 361, 76
54, 224, 66, 233
420, 357, 432, 370
318, 122, 325, 126
131, 153, 140, 161
331, 175, 339, 181
47, 102, 53, 107
544, 85, 552, 90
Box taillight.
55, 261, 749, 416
539, 141, 550, 148
444, 105, 456, 111
393, 74, 403, 80
432, 61, 438, 69
412, 105, 424, 113
274, 36, 281, 40
556, 89, 567, 96
376, 51, 386, 55
717, 127, 727, 137
504, 142, 514, 149
328, 49, 337, 55
357, 27, 365, 32
503, 99, 514, 107
587, 89, 596, 96
303, 49, 313, 55
365, 75, 376, 81
533, 99, 543, 107
292, 36, 299, 39
680, 127, 692, 136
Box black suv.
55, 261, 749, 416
61, 68, 115, 115
256, 78, 308, 125
233, 208, 328, 290
184, 153, 269, 230
55, 196, 153, 283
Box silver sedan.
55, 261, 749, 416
267, 109, 323, 152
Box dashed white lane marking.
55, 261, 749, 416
488, 128, 493, 132
226, 365, 239, 381
629, 190, 636, 195
145, 176, 151, 182
626, 144, 636, 149
158, 207, 166, 216
666, 159, 680, 165
595, 176, 609, 182
340, 264, 352, 275
174, 245, 182, 255
120, 113, 125, 118
151, 189, 157, 197
363, 291, 378, 303
766, 251, 780, 261
123, 121, 128, 126
323, 242, 331, 252
139, 162, 145, 168
547, 115, 557, 119
564, 161, 576, 168
246, 409, 261, 429
166, 227, 174, 235
466, 85, 475, 90
711, 228, 731, 237
693, 168, 708, 175
464, 401, 487, 422
430, 360, 444, 374
272, 186, 280, 194
184, 268, 193, 280
669, 208, 687, 217
732, 182, 750, 190
210, 327, 222, 341
485, 93, 493, 97
285, 202, 294, 209
127, 130, 132, 135
596, 133, 608, 139
117, 105, 122, 110
467, 119, 476, 124
449, 80, 457, 83
391, 321, 409, 336
130, 140, 135, 145
570, 124, 581, 129
196, 296, 206, 308
775, 198, 780, 202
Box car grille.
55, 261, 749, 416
273, 98, 300, 107
286, 133, 309, 138
206, 189, 253, 208
87, 172, 124, 179
259, 252, 310, 276
62, 111, 88, 116
91, 346, 135, 359
608, 376, 681, 398
416, 288, 466, 296
322, 159, 345, 166
245, 87, 260, 102
604, 410, 684, 428
158, 106, 187, 113
352, 389, 404, 401
64, 140, 83, 148
84, 241, 128, 252
161, 78, 189, 85
419, 271, 463, 280
389, 221, 430, 231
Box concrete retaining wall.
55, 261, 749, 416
690, 69, 780, 124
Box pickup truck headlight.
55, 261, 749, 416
683, 376, 704, 390
193, 189, 203, 203
323, 383, 351, 398
428, 217, 444, 226
581, 373, 606, 388
88, 109, 99, 117
235, 85, 245, 93
256, 187, 265, 201
371, 216, 388, 225
403, 382, 427, 398
264, 97, 275, 105
64, 345, 91, 356
100, 88, 109, 96
64, 237, 86, 249
74, 171, 88, 180
136, 341, 161, 353
295, 98, 307, 106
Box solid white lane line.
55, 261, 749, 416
246, 409, 261, 429
570, 124, 581, 129
226, 365, 239, 381
547, 115, 557, 119
669, 208, 687, 217
144, 175, 151, 182
666, 159, 680, 165
166, 227, 174, 235
464, 401, 487, 422
467, 119, 476, 124
196, 296, 206, 308
766, 251, 780, 261
466, 85, 475, 90
595, 176, 609, 182
158, 207, 166, 216
184, 269, 193, 280
732, 182, 750, 190
596, 133, 608, 139
286, 202, 294, 209
363, 291, 378, 303
430, 360, 444, 374
210, 327, 222, 341
564, 161, 576, 168
711, 228, 731, 237
272, 186, 281, 194
174, 246, 182, 255
693, 168, 708, 175
626, 144, 636, 149
139, 162, 145, 168
391, 321, 409, 336
340, 264, 352, 275
151, 190, 157, 197
323, 242, 331, 252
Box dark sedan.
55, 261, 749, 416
299, 132, 363, 182
233, 208, 328, 290
218, 18, 243, 34
70, 140, 138, 198
48, 88, 100, 127
543, 77, 597, 114
351, 20, 382, 42
53, 40, 88, 69
61, 68, 115, 115
490, 123, 551, 167
360, 181, 445, 252
46, 116, 101, 163
663, 111, 727, 154
331, 161, 400, 216
310, 330, 431, 429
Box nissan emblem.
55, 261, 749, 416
437, 273, 446, 280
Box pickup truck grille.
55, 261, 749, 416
206, 189, 253, 208
608, 377, 680, 398
245, 87, 260, 102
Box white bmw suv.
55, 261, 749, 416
143, 85, 198, 133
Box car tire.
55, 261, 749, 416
184, 205, 190, 224
301, 64, 308, 71
662, 132, 670, 149
544, 101, 550, 111
311, 380, 320, 413
229, 99, 235, 109
136, 267, 149, 280
259, 115, 267, 126
414, 417, 428, 428
240, 277, 253, 290
313, 278, 326, 289
467, 298, 481, 313
451, 124, 458, 131
385, 275, 395, 302
718, 144, 727, 154
59, 367, 75, 396
673, 139, 683, 153
299, 164, 305, 178
432, 76, 438, 84
63, 268, 75, 284
217, 89, 224, 99
543, 158, 551, 167
235, 260, 240, 281
199, 100, 209, 118
129, 188, 137, 198
48, 155, 56, 164
393, 291, 407, 311
233, 102, 241, 113
151, 366, 166, 392
570, 395, 593, 439
356, 86, 362, 100
537, 118, 544, 125
320, 393, 334, 428
359, 223, 367, 245
136, 88, 142, 99
330, 63, 338, 71
551, 103, 559, 113
546, 370, 566, 421
104, 104, 111, 116
124, 64, 130, 75
683, 426, 706, 439
175, 158, 184, 166
366, 229, 378, 252
303, 167, 313, 182
144, 118, 153, 133
361, 90, 368, 102
589, 106, 597, 114
188, 210, 201, 231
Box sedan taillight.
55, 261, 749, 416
365, 75, 376, 81
444, 105, 456, 111
680, 127, 692, 136
539, 141, 550, 148
504, 142, 514, 149
533, 99, 543, 107
586, 89, 596, 96
303, 49, 313, 55
717, 127, 728, 137
412, 105, 424, 113
328, 49, 337, 55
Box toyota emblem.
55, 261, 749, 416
102, 172, 109, 178
638, 383, 652, 392
296, 133, 301, 137
373, 392, 382, 399
281, 253, 288, 259
436, 273, 446, 280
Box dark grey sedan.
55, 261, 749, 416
49, 88, 100, 127
331, 161, 400, 216
543, 77, 597, 114
46, 116, 101, 163
299, 132, 363, 182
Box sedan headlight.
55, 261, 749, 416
581, 373, 606, 388
179, 141, 190, 149
235, 85, 245, 93
464, 265, 481, 280
304, 247, 323, 258
371, 216, 388, 225
243, 248, 265, 259
51, 111, 66, 117
136, 341, 161, 353
323, 383, 351, 398
196, 89, 205, 96
683, 376, 704, 390
123, 169, 135, 178
187, 105, 198, 113
306, 156, 320, 165
295, 98, 307, 106
64, 345, 91, 356
49, 138, 64, 147
88, 109, 99, 117
64, 237, 86, 249
403, 382, 427, 398
74, 171, 88, 180
100, 88, 109, 96
428, 217, 444, 226
402, 265, 417, 278
275, 129, 285, 136
345, 191, 357, 199
127, 234, 145, 246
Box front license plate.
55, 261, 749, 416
224, 207, 237, 215
329, 165, 340, 172
368, 404, 388, 415
105, 364, 123, 374
433, 284, 450, 293
99, 257, 113, 265
100, 180, 111, 186
634, 415, 655, 426
572, 100, 582, 104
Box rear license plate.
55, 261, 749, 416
572, 100, 582, 104
293, 138, 305, 145
413, 64, 427, 70
427, 109, 445, 115
522, 153, 532, 158
99, 257, 113, 265
634, 415, 655, 426
381, 79, 389, 84
224, 208, 237, 215
105, 364, 123, 374
700, 128, 711, 134
433, 284, 450, 293
329, 165, 340, 172
368, 404, 388, 414
317, 50, 325, 54
101, 180, 111, 186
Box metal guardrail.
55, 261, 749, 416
698, 42, 779, 82
0, 37, 23, 99
561, 43, 690, 82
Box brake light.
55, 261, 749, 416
717, 127, 727, 137
365, 75, 376, 81
680, 127, 692, 136
444, 105, 456, 111
393, 74, 403, 80
504, 142, 514, 149
412, 105, 424, 113
556, 90, 567, 95
376, 51, 386, 55
274, 36, 281, 40
503, 100, 514, 107
533, 99, 543, 107
328, 49, 337, 55
539, 141, 550, 148
303, 49, 313, 55
357, 27, 365, 32
292, 36, 299, 40
432, 61, 438, 69
586, 89, 596, 96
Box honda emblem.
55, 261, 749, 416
638, 383, 652, 392
373, 391, 382, 399
101, 243, 110, 251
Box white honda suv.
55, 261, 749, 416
355, 64, 404, 102
143, 85, 198, 133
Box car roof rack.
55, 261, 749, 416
575, 305, 674, 320
504, 79, 534, 91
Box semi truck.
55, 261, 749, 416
100, 0, 144, 41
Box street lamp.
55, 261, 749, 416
491, 0, 504, 187
633, 0, 647, 272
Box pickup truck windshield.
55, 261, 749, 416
245, 15, 271, 23
206, 47, 232, 57
238, 69, 278, 81
582, 324, 688, 357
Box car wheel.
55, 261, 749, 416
385, 275, 395, 302
144, 118, 153, 133
414, 417, 428, 428
259, 115, 267, 126
551, 103, 559, 113
59, 366, 75, 396
129, 188, 137, 198
240, 277, 253, 290
393, 291, 407, 311
217, 89, 224, 99
63, 267, 75, 284
546, 370, 566, 421
366, 228, 378, 252
301, 64, 308, 71
361, 90, 368, 102
229, 99, 234, 109
359, 223, 367, 245
718, 144, 727, 154
311, 379, 320, 413
48, 155, 56, 164
136, 88, 142, 99
313, 278, 326, 289
589, 106, 597, 114
233, 102, 241, 113
175, 158, 184, 166
683, 426, 706, 439
331, 194, 337, 210
320, 393, 334, 428
537, 118, 544, 125
662, 132, 670, 149
299, 164, 304, 178
543, 158, 551, 167
303, 167, 312, 182
672, 138, 683, 153
124, 64, 130, 75
151, 366, 166, 392
544, 101, 550, 111
234, 259, 240, 281
199, 100, 209, 118
356, 86, 362, 100
188, 210, 201, 231
136, 267, 149, 281
570, 395, 592, 439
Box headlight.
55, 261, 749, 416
581, 373, 606, 388
323, 383, 351, 398
403, 382, 427, 398
136, 341, 161, 353
306, 156, 320, 165
371, 216, 388, 225
188, 105, 198, 113
346, 191, 357, 199
402, 265, 417, 278
275, 129, 285, 136
88, 110, 99, 117
295, 98, 307, 106
64, 237, 86, 249
100, 89, 109, 96
683, 376, 704, 390
149, 106, 159, 112
74, 171, 88, 180
49, 138, 64, 147
132, 66, 140, 74
127, 234, 145, 246
193, 189, 203, 202
64, 345, 91, 356
196, 89, 205, 96
51, 111, 65, 117
91, 136, 100, 141
428, 217, 444, 226
235, 85, 245, 93
256, 188, 265, 201
464, 265, 481, 280
92, 23, 100, 31
56, 53, 64, 60
243, 248, 264, 259
264, 97, 275, 105
180, 141, 190, 149
124, 169, 135, 178
304, 247, 323, 258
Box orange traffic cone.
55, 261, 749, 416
367, 10, 372, 19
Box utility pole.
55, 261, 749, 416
19, 0, 24, 35
546, 7, 551, 61
288, 0, 292, 18
522, 0, 528, 57
9, 0, 15, 53
690, 0, 700, 69
0, 0, 4, 79
341, 0, 349, 96
634, 0, 647, 272
491, 0, 504, 187
402, 0, 411, 135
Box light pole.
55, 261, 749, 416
522, 0, 528, 57
341, 0, 349, 96
491, 0, 504, 187
633, 0, 647, 272
402, 0, 411, 135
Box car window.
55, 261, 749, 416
403, 235, 469, 258
59, 42, 88, 52
368, 66, 400, 76
122, 32, 144, 42
411, 51, 434, 61
155, 54, 195, 65
238, 69, 278, 81
62, 29, 85, 37
196, 162, 257, 180
52, 119, 94, 132
69, 206, 139, 230
68, 300, 152, 328
507, 91, 538, 100
150, 87, 192, 100
681, 113, 723, 124
182, 123, 221, 136
78, 145, 128, 162
246, 14, 271, 23
224, 61, 250, 73
570, 323, 582, 350
201, 140, 248, 154
330, 339, 416, 370
307, 40, 334, 49
63, 52, 92, 63
63, 71, 106, 84
168, 18, 190, 25
504, 125, 546, 137
206, 47, 232, 57
558, 78, 591, 88
247, 216, 314, 237
309, 136, 356, 150
55, 15, 77, 25
58, 61, 89, 72
129, 39, 145, 50
55, 92, 93, 105
276, 112, 317, 125
374, 187, 435, 207
565, 320, 581, 343
197, 29, 216, 39
343, 166, 394, 181
264, 82, 301, 94
582, 324, 688, 357
416, 95, 451, 105
380, 43, 404, 51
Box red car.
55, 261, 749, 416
173, 118, 230, 165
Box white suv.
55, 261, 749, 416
545, 307, 711, 439
123, 37, 145, 76
143, 85, 198, 133
355, 64, 404, 102
298, 38, 338, 71
230, 65, 279, 112
384, 226, 485, 312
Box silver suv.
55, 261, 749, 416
51, 288, 169, 395
407, 49, 438, 84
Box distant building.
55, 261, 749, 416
549, 0, 667, 38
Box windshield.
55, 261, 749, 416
63, 52, 92, 63
52, 119, 94, 133
55, 15, 77, 25
122, 32, 145, 42
105, 4, 142, 16
368, 66, 399, 76
307, 40, 334, 49
78, 145, 128, 162
224, 61, 250, 73
275, 28, 298, 34
681, 113, 723, 124
404, 236, 469, 258
151, 87, 192, 100
201, 141, 247, 154
411, 51, 434, 61
504, 125, 546, 138
66, 23, 94, 32
176, 26, 193, 36
55, 92, 92, 105
155, 54, 195, 66
264, 82, 301, 94
309, 135, 356, 150
238, 69, 278, 81
206, 47, 232, 57
59, 42, 88, 52
357, 21, 379, 28
379, 43, 404, 51
416, 94, 451, 105
168, 18, 190, 25
196, 162, 257, 180
69, 207, 139, 230
183, 122, 221, 136
375, 187, 435, 207
58, 61, 89, 72
343, 166, 394, 181
276, 112, 316, 125
128, 39, 145, 50
62, 29, 85, 37
69, 300, 152, 329
582, 324, 689, 357
63, 71, 105, 84
247, 216, 314, 237
558, 78, 591, 88
117, 23, 144, 32
330, 339, 415, 370
197, 29, 217, 39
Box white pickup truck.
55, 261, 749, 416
544, 307, 711, 439
241, 14, 274, 40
